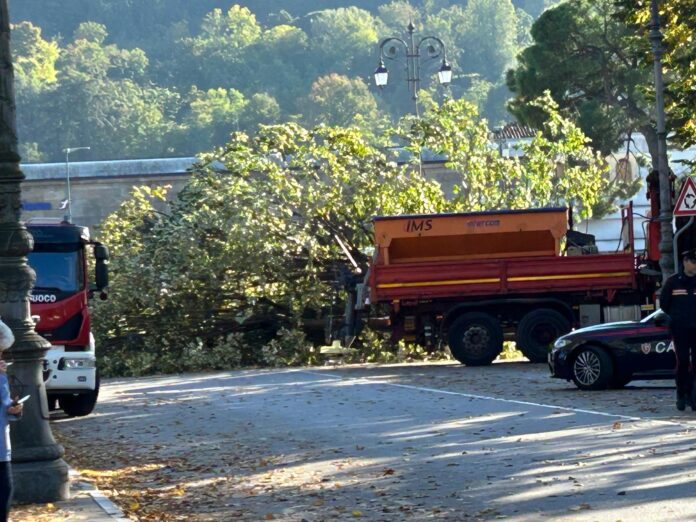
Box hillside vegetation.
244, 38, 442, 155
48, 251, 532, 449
11, 0, 558, 162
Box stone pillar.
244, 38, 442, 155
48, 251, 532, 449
0, 1, 69, 503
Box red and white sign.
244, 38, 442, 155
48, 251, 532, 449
673, 177, 696, 216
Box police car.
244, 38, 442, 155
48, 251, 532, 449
549, 310, 674, 390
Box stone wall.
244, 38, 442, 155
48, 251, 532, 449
21, 158, 196, 235
20, 158, 459, 236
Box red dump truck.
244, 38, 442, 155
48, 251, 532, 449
335, 204, 662, 365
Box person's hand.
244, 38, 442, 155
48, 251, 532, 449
0, 360, 6, 374
7, 398, 23, 416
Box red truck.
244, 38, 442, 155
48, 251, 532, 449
335, 203, 662, 365
26, 219, 109, 416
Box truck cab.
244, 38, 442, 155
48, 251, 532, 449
26, 219, 109, 417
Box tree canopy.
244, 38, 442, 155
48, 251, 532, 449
507, 0, 654, 159
508, 0, 696, 172
11, 1, 561, 162
94, 98, 608, 375
616, 0, 696, 153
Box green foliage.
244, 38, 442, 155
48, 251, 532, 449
507, 0, 655, 162
308, 7, 382, 71
377, 2, 420, 31
185, 87, 247, 148
616, 0, 696, 153
11, 1, 549, 161
12, 21, 58, 91
93, 119, 449, 375
95, 99, 608, 375
188, 5, 262, 56
16, 23, 182, 160
303, 74, 382, 129
401, 95, 608, 218
497, 341, 524, 361
348, 329, 451, 364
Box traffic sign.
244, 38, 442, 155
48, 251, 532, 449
673, 177, 696, 216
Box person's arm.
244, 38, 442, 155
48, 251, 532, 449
660, 277, 674, 315
1, 384, 21, 420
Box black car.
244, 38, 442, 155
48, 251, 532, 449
549, 310, 674, 390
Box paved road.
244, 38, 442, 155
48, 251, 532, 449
53, 362, 696, 521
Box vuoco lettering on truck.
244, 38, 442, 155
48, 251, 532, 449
27, 218, 109, 417
331, 202, 663, 366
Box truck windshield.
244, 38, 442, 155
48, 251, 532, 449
27, 251, 83, 292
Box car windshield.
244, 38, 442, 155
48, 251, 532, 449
27, 251, 83, 292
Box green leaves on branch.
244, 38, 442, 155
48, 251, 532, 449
94, 120, 445, 375
94, 98, 606, 375
399, 96, 607, 218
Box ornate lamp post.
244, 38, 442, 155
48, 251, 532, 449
63, 146, 90, 223
649, 0, 674, 282
373, 20, 452, 116
0, 2, 69, 502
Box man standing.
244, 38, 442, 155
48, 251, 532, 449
660, 248, 696, 411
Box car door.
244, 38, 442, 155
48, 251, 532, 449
623, 320, 672, 374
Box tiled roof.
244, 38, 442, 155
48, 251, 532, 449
492, 122, 537, 140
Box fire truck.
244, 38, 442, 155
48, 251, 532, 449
332, 202, 664, 366
26, 219, 109, 416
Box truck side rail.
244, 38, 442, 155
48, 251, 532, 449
370, 252, 637, 302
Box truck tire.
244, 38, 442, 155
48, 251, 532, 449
516, 309, 571, 363
448, 312, 503, 366
571, 346, 613, 390
59, 372, 100, 417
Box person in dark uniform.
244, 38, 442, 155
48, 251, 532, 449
660, 248, 696, 411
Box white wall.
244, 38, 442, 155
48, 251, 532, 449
578, 135, 696, 253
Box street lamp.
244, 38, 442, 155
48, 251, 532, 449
62, 146, 90, 223
648, 0, 674, 282
374, 20, 452, 116
0, 4, 69, 502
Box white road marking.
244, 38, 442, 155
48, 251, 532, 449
297, 369, 686, 427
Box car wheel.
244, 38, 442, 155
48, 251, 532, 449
447, 312, 503, 366
516, 309, 572, 363
571, 346, 613, 390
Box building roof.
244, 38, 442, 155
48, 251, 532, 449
492, 122, 537, 140
22, 157, 198, 181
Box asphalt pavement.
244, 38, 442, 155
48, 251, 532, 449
22, 360, 696, 521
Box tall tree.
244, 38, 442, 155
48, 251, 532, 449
307, 7, 382, 74
616, 0, 696, 153
507, 0, 658, 165
302, 73, 381, 128
40, 22, 181, 159
12, 21, 58, 161
93, 98, 610, 374
184, 86, 247, 149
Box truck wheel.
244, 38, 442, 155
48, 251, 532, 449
516, 309, 571, 363
59, 372, 100, 417
571, 346, 613, 390
448, 312, 503, 366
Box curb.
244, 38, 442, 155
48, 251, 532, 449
69, 467, 131, 521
